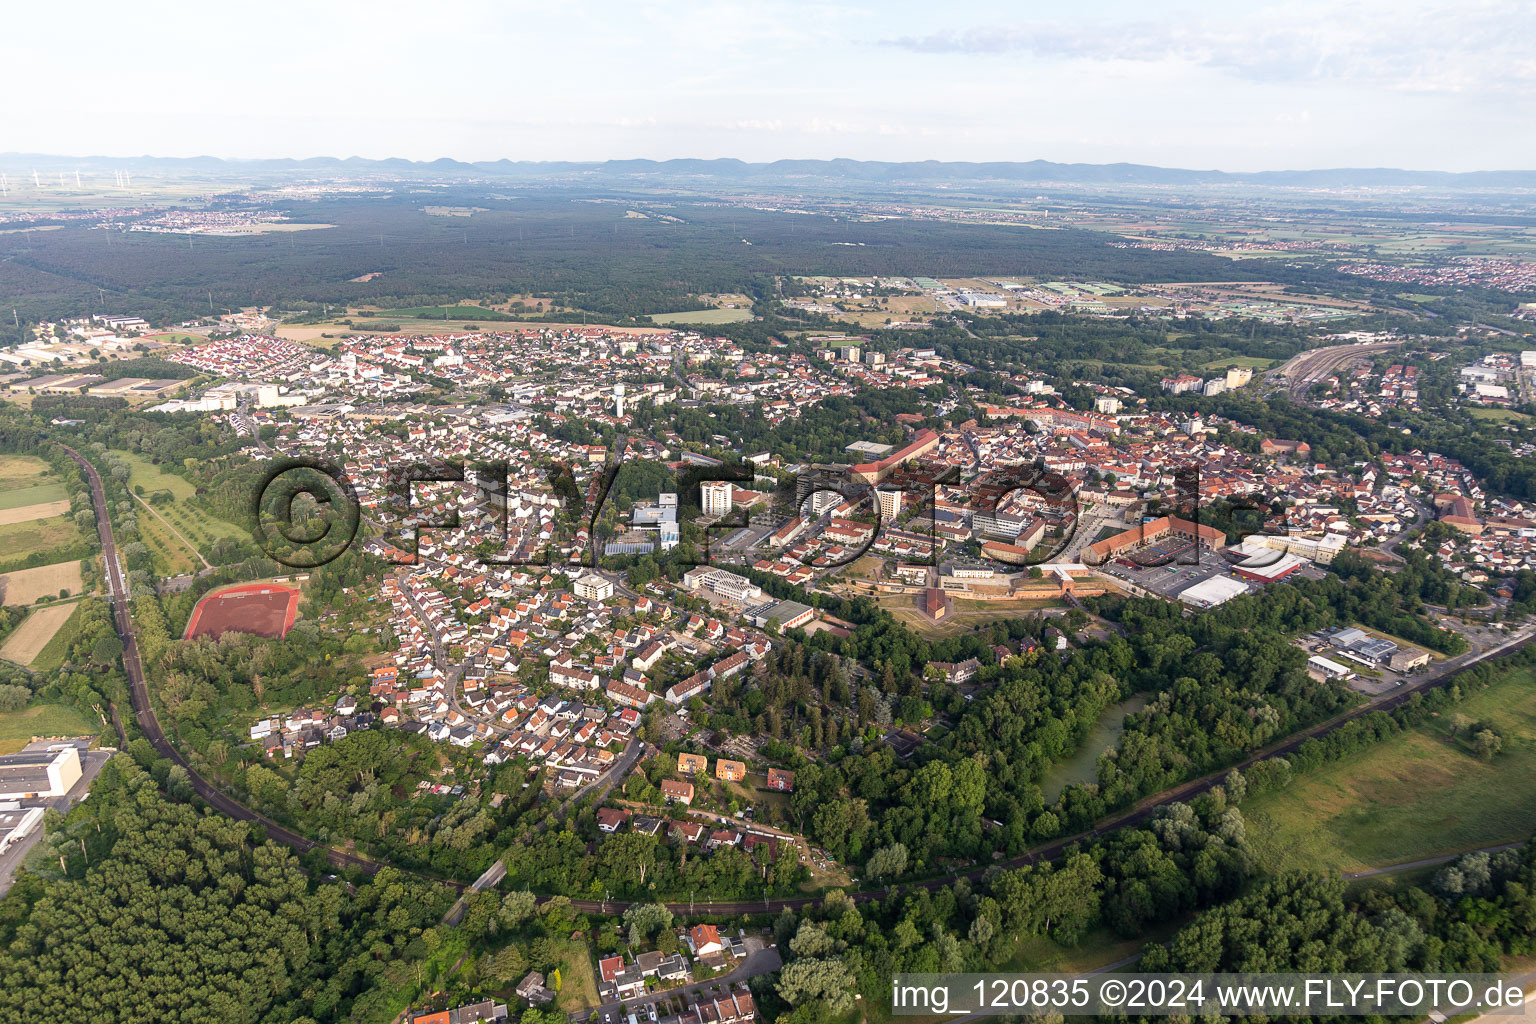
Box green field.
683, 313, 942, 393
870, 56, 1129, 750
0, 454, 69, 510
1470, 407, 1532, 425
650, 307, 755, 325
28, 599, 85, 672
370, 304, 515, 321
0, 481, 68, 511
116, 450, 250, 558
1243, 666, 1536, 875
138, 508, 201, 576
1201, 355, 1278, 371
0, 517, 83, 563
118, 449, 197, 501
0, 702, 96, 754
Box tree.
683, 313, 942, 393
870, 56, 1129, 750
865, 842, 909, 881
777, 957, 856, 1013
1472, 729, 1503, 761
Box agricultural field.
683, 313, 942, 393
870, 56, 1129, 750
0, 517, 85, 567
0, 453, 69, 510
1242, 666, 1536, 876
0, 560, 84, 605
0, 600, 81, 667
650, 307, 755, 325
25, 599, 85, 673
369, 304, 516, 321
0, 499, 71, 526
0, 701, 97, 755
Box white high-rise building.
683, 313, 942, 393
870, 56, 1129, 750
702, 480, 734, 516
877, 489, 902, 519
613, 383, 626, 418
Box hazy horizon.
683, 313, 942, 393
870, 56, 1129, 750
8, 0, 1533, 174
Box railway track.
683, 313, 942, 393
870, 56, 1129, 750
58, 440, 1536, 918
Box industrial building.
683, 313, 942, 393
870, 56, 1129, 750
1177, 575, 1250, 609
0, 746, 82, 800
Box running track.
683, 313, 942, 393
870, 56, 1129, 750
60, 442, 1536, 917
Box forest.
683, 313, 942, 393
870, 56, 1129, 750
0, 189, 1325, 324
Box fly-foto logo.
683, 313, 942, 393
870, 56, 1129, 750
252, 454, 1298, 572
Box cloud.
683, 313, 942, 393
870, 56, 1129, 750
881, 1, 1536, 95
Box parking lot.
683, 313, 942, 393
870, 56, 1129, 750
1099, 541, 1240, 601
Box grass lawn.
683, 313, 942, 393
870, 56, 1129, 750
0, 516, 83, 563
1201, 355, 1278, 370
117, 449, 197, 500
0, 702, 97, 754
549, 936, 600, 1014
28, 599, 85, 672
1470, 408, 1532, 425
1242, 665, 1536, 875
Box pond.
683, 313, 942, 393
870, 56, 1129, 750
1039, 693, 1149, 805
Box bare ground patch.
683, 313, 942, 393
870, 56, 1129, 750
0, 602, 78, 665
0, 561, 84, 605
0, 500, 71, 526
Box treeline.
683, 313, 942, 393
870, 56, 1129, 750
1141, 848, 1536, 978
758, 796, 1254, 1022
0, 754, 462, 1023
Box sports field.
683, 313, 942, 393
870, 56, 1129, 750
1242, 665, 1536, 875
184, 583, 300, 640
0, 601, 80, 666
0, 561, 84, 606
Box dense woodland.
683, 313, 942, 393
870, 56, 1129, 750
0, 190, 1321, 323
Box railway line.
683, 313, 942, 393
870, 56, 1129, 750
59, 440, 1536, 919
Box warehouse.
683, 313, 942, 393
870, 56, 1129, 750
0, 746, 82, 800
1177, 575, 1249, 609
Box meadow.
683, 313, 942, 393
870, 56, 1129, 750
0, 518, 85, 567
117, 448, 250, 561
1241, 665, 1536, 875
0, 702, 96, 754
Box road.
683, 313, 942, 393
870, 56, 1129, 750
1343, 841, 1525, 881
577, 942, 783, 1024
57, 440, 1536, 922
61, 443, 400, 880
0, 746, 111, 898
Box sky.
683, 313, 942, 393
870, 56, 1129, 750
6, 0, 1533, 171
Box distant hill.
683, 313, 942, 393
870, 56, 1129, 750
3, 153, 1535, 189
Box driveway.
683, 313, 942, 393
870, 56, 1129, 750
577, 940, 781, 1023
